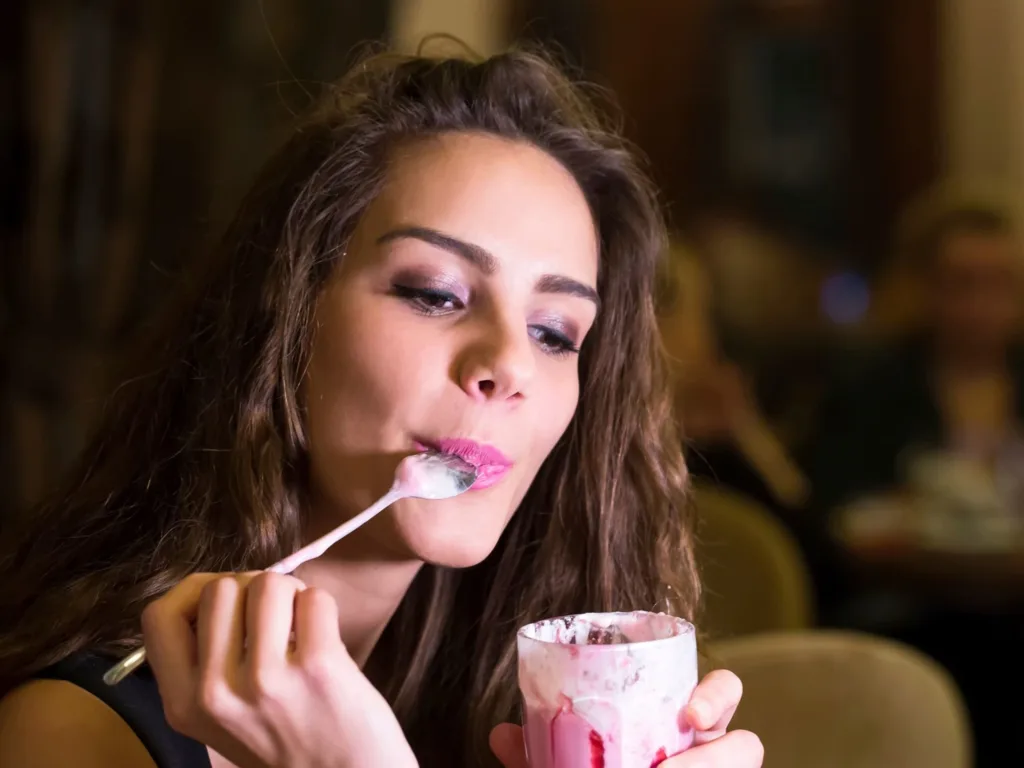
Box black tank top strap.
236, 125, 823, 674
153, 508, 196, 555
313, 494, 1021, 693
38, 652, 211, 768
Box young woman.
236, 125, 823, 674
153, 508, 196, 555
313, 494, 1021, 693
0, 50, 763, 768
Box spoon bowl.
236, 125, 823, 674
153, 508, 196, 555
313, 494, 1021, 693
397, 450, 477, 499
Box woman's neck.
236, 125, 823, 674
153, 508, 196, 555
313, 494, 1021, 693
292, 547, 423, 667
294, 487, 425, 667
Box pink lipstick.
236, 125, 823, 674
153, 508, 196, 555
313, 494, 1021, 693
416, 438, 513, 490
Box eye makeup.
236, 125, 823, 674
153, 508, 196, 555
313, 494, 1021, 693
528, 313, 582, 357
386, 265, 586, 358
388, 268, 470, 313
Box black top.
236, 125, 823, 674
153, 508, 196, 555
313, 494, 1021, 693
39, 652, 211, 768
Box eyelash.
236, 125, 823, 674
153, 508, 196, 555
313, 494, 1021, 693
391, 285, 580, 358
392, 284, 462, 313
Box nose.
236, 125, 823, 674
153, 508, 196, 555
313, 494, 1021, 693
455, 315, 535, 402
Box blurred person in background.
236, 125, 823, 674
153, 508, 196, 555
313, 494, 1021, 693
658, 240, 810, 513
808, 181, 1024, 767
657, 240, 843, 618
810, 182, 1024, 514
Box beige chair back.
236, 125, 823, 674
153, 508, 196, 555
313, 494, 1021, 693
709, 630, 972, 768
694, 483, 813, 638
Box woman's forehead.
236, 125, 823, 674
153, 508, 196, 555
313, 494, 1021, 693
355, 133, 599, 280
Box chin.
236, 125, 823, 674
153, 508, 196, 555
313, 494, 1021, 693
389, 493, 514, 568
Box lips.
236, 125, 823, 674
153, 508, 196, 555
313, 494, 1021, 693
415, 438, 514, 490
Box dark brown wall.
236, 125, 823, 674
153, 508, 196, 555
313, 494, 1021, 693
590, 0, 717, 227
848, 0, 941, 263
513, 0, 941, 261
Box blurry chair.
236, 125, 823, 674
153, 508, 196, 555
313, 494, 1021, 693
694, 483, 813, 638
708, 630, 972, 768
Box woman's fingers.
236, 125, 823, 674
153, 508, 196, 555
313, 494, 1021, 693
142, 573, 207, 671
293, 586, 343, 661
685, 669, 743, 741
663, 729, 763, 767
245, 573, 304, 670
196, 577, 247, 683
142, 573, 229, 729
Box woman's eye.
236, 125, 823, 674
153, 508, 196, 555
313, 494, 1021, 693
530, 326, 580, 358
392, 285, 464, 314
393, 284, 580, 357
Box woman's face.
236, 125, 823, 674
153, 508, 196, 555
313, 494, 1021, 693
303, 132, 599, 567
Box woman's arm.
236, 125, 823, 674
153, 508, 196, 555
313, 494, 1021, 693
0, 679, 158, 768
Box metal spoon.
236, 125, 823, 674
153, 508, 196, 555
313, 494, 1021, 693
103, 450, 476, 686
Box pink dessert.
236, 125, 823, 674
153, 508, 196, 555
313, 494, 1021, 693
517, 612, 698, 768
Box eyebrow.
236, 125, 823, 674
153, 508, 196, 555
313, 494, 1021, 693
376, 225, 600, 307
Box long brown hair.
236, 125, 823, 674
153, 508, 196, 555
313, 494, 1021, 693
0, 47, 698, 765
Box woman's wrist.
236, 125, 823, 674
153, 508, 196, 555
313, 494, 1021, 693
331, 733, 418, 768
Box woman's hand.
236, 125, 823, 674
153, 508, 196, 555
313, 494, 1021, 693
662, 670, 763, 766
142, 572, 417, 768
490, 669, 762, 767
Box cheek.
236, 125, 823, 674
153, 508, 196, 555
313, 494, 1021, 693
497, 376, 580, 525
309, 300, 436, 416
304, 298, 449, 491
526, 370, 581, 462
307, 329, 399, 438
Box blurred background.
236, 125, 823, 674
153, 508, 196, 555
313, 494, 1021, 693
2, 1, 1023, 765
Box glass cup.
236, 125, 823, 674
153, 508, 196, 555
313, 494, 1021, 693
517, 611, 698, 768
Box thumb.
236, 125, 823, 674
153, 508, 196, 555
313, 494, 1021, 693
489, 723, 529, 768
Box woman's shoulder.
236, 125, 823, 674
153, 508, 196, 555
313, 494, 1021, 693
0, 676, 157, 767
0, 651, 209, 768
